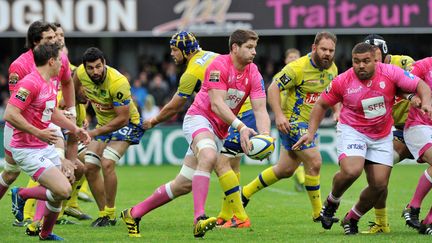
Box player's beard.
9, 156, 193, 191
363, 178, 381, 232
89, 68, 107, 85
313, 52, 334, 70
356, 68, 375, 80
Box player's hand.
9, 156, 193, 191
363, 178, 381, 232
275, 114, 290, 134
61, 159, 76, 184
37, 128, 60, 145
142, 119, 154, 130
420, 103, 432, 119
239, 126, 257, 153
410, 95, 422, 108
73, 127, 91, 145
292, 133, 314, 150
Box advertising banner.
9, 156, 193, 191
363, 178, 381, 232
0, 0, 431, 37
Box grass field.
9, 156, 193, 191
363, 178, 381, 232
0, 164, 432, 242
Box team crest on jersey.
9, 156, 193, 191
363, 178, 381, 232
15, 87, 30, 102
328, 73, 334, 80
8, 73, 19, 85
279, 74, 291, 85
404, 70, 415, 80
209, 70, 220, 82
379, 81, 386, 89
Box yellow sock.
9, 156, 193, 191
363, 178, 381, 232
104, 206, 116, 220
80, 179, 92, 196
217, 172, 242, 220
304, 174, 322, 219
294, 164, 305, 184
219, 170, 248, 220
23, 179, 39, 220
375, 208, 388, 226
66, 177, 85, 208
243, 166, 278, 199
98, 210, 106, 218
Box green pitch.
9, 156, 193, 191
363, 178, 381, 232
0, 164, 431, 242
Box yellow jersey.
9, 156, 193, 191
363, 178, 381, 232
388, 54, 415, 127
76, 65, 140, 126
273, 54, 338, 123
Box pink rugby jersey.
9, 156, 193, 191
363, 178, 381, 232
8, 70, 57, 148
406, 57, 432, 128
187, 54, 266, 139
322, 62, 419, 139
8, 50, 36, 93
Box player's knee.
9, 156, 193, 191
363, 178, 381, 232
174, 181, 192, 196
74, 161, 85, 180
195, 138, 218, 162
85, 163, 100, 179
342, 168, 362, 180
1, 170, 20, 185
54, 184, 72, 200
101, 159, 116, 174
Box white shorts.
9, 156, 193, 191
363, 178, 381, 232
336, 123, 393, 166
11, 145, 61, 181
182, 115, 223, 156
404, 125, 432, 161
3, 124, 13, 155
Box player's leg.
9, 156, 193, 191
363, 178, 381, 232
84, 140, 107, 225
121, 154, 197, 237
215, 154, 249, 228
242, 147, 299, 205
402, 125, 432, 229
294, 147, 323, 221
0, 155, 20, 199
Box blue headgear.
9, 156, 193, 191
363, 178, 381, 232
170, 31, 200, 58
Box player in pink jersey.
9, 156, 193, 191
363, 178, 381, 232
183, 29, 270, 238
401, 57, 432, 235
294, 42, 432, 235
4, 43, 90, 241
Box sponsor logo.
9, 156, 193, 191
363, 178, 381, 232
225, 88, 245, 109
305, 92, 320, 104
209, 70, 220, 82
379, 81, 386, 89
15, 87, 30, 102
347, 86, 362, 94
279, 74, 291, 85
8, 73, 19, 85
347, 144, 366, 150
361, 96, 386, 118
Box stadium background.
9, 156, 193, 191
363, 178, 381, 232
0, 0, 432, 166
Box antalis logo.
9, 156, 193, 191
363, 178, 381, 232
152, 0, 254, 35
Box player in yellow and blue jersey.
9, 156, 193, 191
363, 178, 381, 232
74, 47, 145, 227
362, 34, 416, 234
241, 32, 338, 224
120, 31, 218, 237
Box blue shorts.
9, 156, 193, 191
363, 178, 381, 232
222, 110, 257, 156
280, 122, 317, 151
393, 129, 405, 144
95, 120, 145, 145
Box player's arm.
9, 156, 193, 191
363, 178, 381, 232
4, 104, 59, 145
250, 97, 270, 134
51, 108, 91, 144
268, 81, 290, 134
414, 79, 432, 116
89, 105, 129, 137
292, 97, 331, 150
145, 95, 186, 129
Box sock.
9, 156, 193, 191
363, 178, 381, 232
98, 210, 106, 218
423, 206, 432, 225
219, 170, 248, 221
375, 208, 388, 226
39, 202, 61, 239
23, 179, 40, 220
104, 206, 116, 220
0, 172, 9, 199
79, 179, 92, 197
346, 207, 362, 221
33, 200, 46, 221
294, 164, 305, 184
192, 171, 210, 223
130, 183, 173, 219
217, 172, 241, 221
409, 170, 432, 208
327, 192, 341, 204
66, 176, 85, 208
19, 186, 48, 200
243, 166, 279, 199
304, 174, 322, 219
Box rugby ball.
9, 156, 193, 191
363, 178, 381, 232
247, 135, 275, 161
